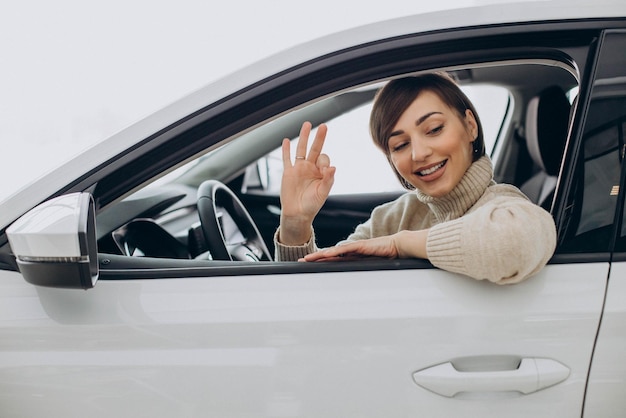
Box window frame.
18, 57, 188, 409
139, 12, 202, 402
96, 27, 604, 277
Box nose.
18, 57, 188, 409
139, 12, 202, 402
410, 136, 431, 161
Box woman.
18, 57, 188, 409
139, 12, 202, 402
274, 73, 556, 284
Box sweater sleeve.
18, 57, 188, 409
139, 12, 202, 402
426, 189, 556, 284
273, 227, 319, 261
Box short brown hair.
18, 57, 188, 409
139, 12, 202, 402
369, 72, 486, 189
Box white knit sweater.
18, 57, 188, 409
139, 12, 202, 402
274, 156, 556, 284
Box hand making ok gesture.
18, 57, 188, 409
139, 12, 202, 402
278, 121, 336, 246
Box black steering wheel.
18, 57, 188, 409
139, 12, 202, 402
197, 180, 272, 261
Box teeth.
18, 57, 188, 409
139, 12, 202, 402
418, 161, 445, 176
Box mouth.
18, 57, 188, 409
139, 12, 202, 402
416, 160, 447, 177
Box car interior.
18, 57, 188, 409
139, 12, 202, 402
94, 58, 579, 272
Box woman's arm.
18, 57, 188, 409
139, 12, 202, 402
302, 190, 556, 284
427, 195, 556, 284
301, 229, 429, 261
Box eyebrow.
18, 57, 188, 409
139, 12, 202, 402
389, 111, 443, 138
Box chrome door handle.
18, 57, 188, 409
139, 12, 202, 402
412, 357, 569, 398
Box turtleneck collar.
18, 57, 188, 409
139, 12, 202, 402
414, 156, 494, 222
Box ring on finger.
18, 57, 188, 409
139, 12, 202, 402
295, 156, 306, 160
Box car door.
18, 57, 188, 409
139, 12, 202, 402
575, 30, 626, 417
0, 20, 617, 418
0, 259, 606, 418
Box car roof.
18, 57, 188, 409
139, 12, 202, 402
1, 0, 625, 231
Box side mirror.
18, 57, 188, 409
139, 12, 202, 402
6, 192, 98, 289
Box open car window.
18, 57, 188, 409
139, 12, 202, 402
92, 59, 579, 267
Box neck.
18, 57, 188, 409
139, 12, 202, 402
415, 156, 493, 222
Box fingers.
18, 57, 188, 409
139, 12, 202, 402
307, 123, 327, 162
302, 244, 353, 262
299, 255, 358, 262
282, 138, 292, 169
295, 121, 312, 161
316, 153, 330, 170
319, 165, 336, 196
301, 236, 398, 262
283, 122, 330, 163
301, 252, 360, 262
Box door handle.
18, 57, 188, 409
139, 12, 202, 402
412, 357, 569, 398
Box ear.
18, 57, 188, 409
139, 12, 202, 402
464, 109, 478, 141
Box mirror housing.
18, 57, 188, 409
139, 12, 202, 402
7, 192, 98, 289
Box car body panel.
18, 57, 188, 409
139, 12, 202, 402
0, 262, 607, 417
584, 262, 626, 417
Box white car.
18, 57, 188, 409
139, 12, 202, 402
1, 1, 626, 416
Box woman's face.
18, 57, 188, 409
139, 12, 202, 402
387, 90, 478, 198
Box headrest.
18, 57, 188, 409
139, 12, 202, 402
525, 86, 571, 176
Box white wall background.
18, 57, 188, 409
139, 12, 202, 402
1, 0, 521, 201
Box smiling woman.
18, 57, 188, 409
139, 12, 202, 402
274, 73, 557, 284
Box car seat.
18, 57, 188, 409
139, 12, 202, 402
520, 85, 571, 210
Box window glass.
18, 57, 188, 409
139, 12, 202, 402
576, 124, 621, 236
263, 84, 510, 195
558, 97, 626, 253
621, 120, 626, 240
559, 32, 626, 253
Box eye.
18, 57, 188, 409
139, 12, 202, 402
390, 141, 409, 153
427, 124, 444, 135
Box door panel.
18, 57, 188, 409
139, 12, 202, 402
559, 30, 626, 416
583, 31, 626, 413
0, 262, 606, 417
584, 262, 626, 417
